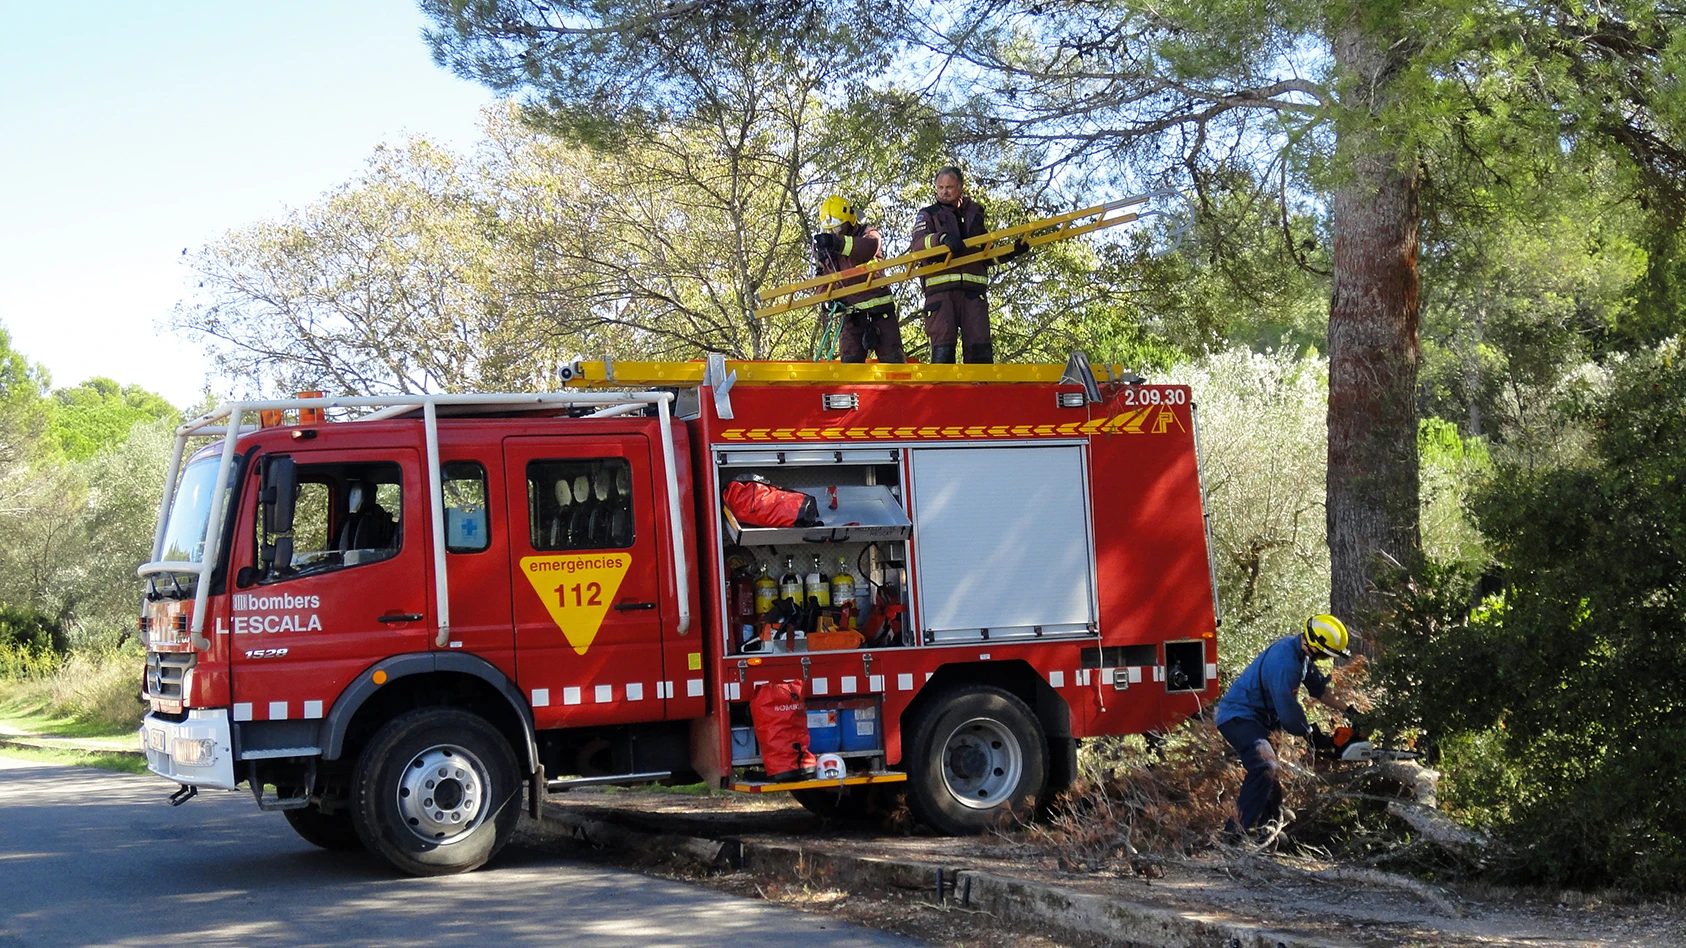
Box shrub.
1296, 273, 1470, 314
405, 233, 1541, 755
1374, 338, 1686, 892
0, 604, 64, 653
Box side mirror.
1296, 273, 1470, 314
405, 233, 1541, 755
262, 457, 298, 536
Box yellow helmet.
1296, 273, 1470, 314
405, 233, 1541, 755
1303, 614, 1352, 658
818, 195, 857, 231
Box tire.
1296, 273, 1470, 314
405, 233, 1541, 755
351, 708, 522, 876
905, 685, 1047, 835
283, 805, 363, 852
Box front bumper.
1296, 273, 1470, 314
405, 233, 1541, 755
141, 709, 237, 791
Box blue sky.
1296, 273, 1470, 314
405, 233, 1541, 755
0, 1, 497, 406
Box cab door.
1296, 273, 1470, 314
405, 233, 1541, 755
229, 448, 431, 728
503, 434, 668, 729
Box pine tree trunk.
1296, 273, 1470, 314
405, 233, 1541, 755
1327, 20, 1423, 626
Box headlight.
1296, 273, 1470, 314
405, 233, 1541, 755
171, 737, 219, 767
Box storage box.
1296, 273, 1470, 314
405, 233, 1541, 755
730, 726, 759, 763
806, 709, 840, 753
837, 699, 880, 752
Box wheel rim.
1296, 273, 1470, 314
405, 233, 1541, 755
940, 716, 1023, 809
395, 744, 490, 844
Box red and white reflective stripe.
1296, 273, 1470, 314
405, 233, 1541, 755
528, 680, 701, 707
232, 700, 325, 721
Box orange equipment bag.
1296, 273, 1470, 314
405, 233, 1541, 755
750, 679, 815, 780
723, 474, 821, 528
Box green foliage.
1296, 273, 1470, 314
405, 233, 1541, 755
0, 324, 51, 467
1376, 339, 1686, 891
0, 644, 61, 683
0, 334, 176, 650
0, 606, 63, 654
1417, 417, 1490, 569
47, 378, 179, 461
1167, 348, 1330, 672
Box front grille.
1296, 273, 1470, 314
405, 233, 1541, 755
145, 650, 195, 700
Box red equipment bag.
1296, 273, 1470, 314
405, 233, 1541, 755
723, 474, 821, 528
750, 679, 815, 780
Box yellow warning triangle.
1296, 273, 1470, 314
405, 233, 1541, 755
519, 554, 633, 655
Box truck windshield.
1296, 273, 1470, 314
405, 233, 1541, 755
159, 457, 225, 564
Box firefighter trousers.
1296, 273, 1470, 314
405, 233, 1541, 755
837, 306, 905, 363
922, 290, 992, 362
1218, 718, 1282, 831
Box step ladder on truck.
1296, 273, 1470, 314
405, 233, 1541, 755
136, 354, 1222, 875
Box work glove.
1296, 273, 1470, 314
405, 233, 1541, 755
1004, 238, 1031, 262
942, 232, 968, 257
1308, 724, 1337, 753
812, 232, 840, 252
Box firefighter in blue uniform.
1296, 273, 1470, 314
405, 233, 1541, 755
1215, 614, 1355, 835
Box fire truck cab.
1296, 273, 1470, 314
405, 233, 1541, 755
138, 356, 1220, 875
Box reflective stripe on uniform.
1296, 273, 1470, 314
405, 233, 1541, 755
842, 235, 855, 256
844, 293, 895, 311
925, 272, 989, 289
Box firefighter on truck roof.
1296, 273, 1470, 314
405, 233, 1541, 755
812, 195, 905, 364
907, 166, 1026, 365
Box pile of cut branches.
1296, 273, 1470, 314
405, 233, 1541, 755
1027, 657, 1492, 880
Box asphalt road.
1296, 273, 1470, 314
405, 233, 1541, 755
0, 757, 920, 948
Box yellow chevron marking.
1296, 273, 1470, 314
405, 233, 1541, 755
1056, 422, 1082, 434
965, 426, 988, 437
942, 427, 965, 437
871, 428, 895, 438
771, 429, 797, 440
895, 427, 919, 438
1010, 425, 1034, 436
1115, 409, 1151, 434
721, 430, 745, 441
1080, 418, 1108, 432
988, 426, 1011, 436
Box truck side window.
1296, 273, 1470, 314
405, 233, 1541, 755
443, 461, 489, 553
256, 461, 403, 582
527, 458, 634, 551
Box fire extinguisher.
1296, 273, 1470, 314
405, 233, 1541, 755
732, 568, 756, 627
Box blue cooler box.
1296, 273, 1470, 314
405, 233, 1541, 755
806, 709, 840, 753
837, 700, 879, 752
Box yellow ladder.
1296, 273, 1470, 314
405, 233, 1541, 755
555, 358, 1128, 388
752, 190, 1185, 321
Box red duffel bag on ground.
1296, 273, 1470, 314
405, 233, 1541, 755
723, 474, 821, 528
751, 679, 814, 780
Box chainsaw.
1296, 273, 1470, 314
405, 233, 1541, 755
1315, 725, 1421, 762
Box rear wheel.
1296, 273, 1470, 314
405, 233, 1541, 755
282, 805, 362, 851
906, 685, 1047, 835
351, 708, 522, 876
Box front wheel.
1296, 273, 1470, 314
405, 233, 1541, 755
351, 708, 522, 876
905, 685, 1047, 835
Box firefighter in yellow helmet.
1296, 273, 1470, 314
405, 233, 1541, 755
1214, 614, 1358, 836
811, 195, 905, 363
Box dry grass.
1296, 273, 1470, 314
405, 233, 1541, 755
0, 645, 144, 730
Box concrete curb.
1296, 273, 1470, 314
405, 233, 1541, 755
530, 802, 1355, 948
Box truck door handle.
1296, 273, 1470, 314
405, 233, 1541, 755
378, 613, 425, 623
613, 602, 656, 611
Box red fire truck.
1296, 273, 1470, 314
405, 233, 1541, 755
138, 355, 1221, 875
